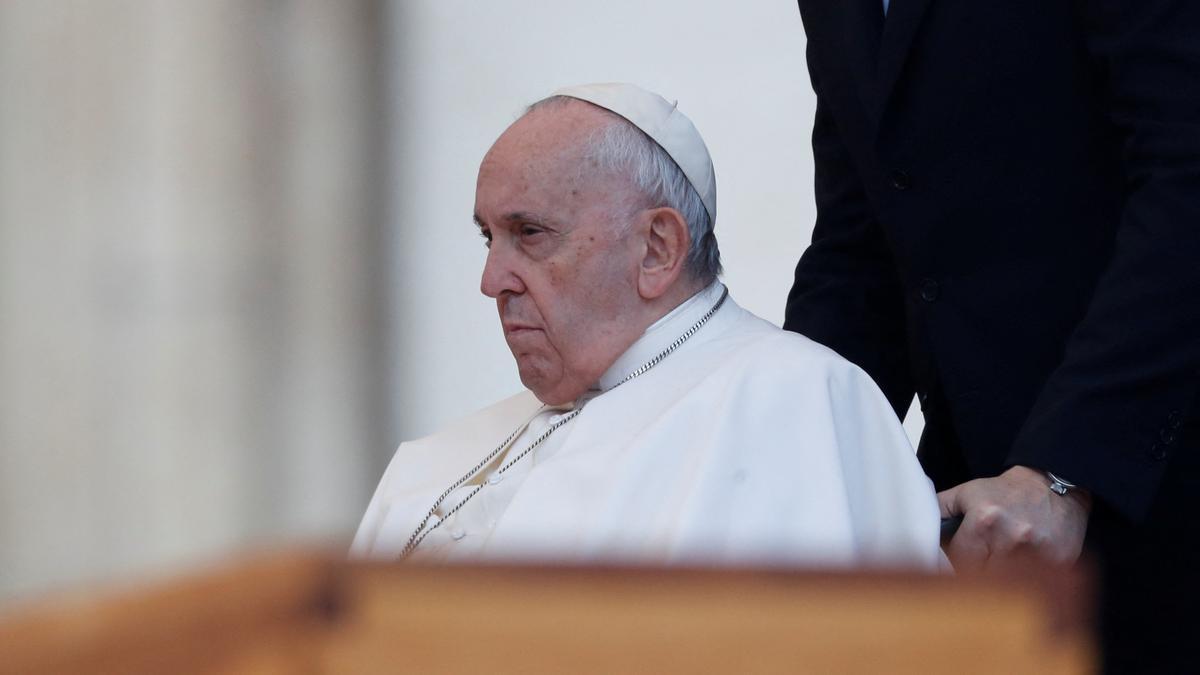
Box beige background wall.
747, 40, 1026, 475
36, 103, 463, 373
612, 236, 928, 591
0, 1, 388, 602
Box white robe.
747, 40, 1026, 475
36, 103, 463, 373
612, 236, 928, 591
352, 283, 942, 569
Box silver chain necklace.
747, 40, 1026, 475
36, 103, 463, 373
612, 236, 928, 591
398, 287, 729, 560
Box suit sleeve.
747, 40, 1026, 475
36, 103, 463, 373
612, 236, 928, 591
1007, 0, 1200, 522
784, 41, 915, 419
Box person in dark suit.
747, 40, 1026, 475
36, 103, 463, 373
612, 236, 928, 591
783, 1, 1199, 671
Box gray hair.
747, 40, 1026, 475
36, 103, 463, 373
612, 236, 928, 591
527, 96, 722, 283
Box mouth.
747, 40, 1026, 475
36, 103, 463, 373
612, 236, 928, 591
501, 317, 540, 329
502, 323, 542, 335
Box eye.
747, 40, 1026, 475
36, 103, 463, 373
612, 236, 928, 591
519, 224, 545, 239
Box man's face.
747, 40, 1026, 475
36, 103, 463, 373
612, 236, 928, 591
474, 103, 646, 405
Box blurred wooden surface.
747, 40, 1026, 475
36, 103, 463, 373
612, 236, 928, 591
0, 552, 1094, 674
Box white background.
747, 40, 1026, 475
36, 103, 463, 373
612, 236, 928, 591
386, 1, 922, 445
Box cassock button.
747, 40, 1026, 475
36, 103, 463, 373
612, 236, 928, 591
1168, 411, 1182, 428
449, 527, 466, 541
1161, 428, 1177, 445
890, 169, 912, 191
1150, 443, 1168, 461
919, 278, 941, 302
486, 473, 504, 485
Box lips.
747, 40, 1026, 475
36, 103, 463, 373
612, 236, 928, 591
499, 300, 542, 337
500, 317, 541, 333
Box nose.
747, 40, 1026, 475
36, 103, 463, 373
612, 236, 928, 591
480, 244, 525, 298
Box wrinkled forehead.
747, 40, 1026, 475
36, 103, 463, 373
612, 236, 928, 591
484, 100, 612, 175
476, 101, 638, 215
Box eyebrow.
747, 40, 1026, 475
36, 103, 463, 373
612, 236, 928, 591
473, 212, 555, 229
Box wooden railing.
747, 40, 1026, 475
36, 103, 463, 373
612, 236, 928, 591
0, 552, 1095, 674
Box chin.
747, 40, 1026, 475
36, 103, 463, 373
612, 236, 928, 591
515, 355, 584, 405
527, 380, 588, 406
532, 392, 569, 406
520, 373, 575, 406
517, 364, 552, 400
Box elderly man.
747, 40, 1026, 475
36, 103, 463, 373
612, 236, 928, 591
352, 83, 940, 568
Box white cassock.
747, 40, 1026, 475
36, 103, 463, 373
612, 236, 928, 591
352, 282, 942, 569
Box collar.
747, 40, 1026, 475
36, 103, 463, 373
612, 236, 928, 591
580, 281, 727, 401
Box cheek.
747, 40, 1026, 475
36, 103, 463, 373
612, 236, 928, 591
533, 235, 635, 364
546, 258, 569, 287
538, 261, 580, 331
547, 275, 629, 367
576, 255, 635, 322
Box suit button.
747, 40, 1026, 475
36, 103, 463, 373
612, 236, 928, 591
1150, 443, 1168, 461
890, 169, 912, 191
919, 278, 940, 302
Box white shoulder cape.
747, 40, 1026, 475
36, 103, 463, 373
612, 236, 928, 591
352, 290, 942, 569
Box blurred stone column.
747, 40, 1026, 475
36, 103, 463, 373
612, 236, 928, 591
0, 1, 389, 600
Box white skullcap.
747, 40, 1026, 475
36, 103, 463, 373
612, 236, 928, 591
551, 82, 717, 226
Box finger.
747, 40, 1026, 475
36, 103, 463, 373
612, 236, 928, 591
936, 485, 962, 519
945, 510, 993, 574
946, 532, 989, 575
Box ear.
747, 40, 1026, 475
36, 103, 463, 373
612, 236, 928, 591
636, 207, 691, 300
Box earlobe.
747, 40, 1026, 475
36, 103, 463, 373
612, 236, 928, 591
637, 207, 690, 300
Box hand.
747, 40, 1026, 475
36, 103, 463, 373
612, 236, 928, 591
937, 465, 1091, 573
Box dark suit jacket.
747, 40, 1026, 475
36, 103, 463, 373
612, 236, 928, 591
783, 0, 1200, 526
